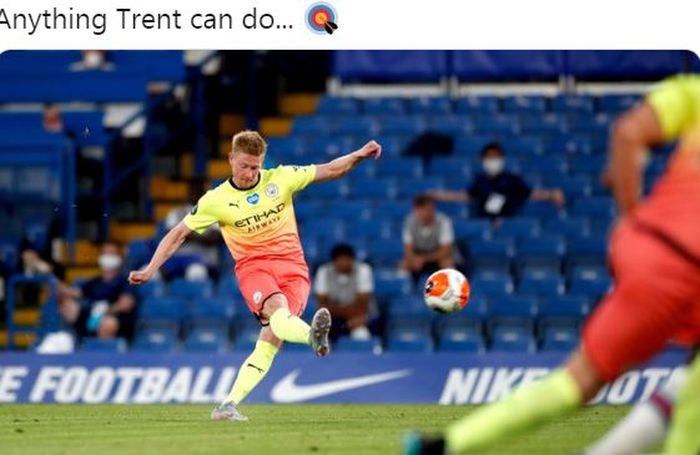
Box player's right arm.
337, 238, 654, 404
129, 192, 219, 285
128, 222, 192, 284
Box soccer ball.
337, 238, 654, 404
423, 269, 470, 314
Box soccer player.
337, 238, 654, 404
129, 131, 382, 421
405, 74, 700, 454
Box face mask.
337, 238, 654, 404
98, 253, 122, 272
482, 158, 505, 176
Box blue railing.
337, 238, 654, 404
5, 274, 59, 351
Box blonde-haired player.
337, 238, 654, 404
129, 131, 382, 421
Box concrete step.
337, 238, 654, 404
207, 160, 231, 180
150, 176, 189, 202
65, 266, 101, 284
259, 116, 292, 137
110, 222, 156, 243
154, 202, 184, 222
279, 93, 320, 116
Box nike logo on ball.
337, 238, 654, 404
270, 369, 412, 403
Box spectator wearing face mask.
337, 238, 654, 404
58, 242, 136, 341
430, 142, 565, 219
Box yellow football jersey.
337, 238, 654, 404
183, 164, 316, 266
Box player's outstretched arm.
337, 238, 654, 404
314, 140, 382, 182
128, 222, 192, 285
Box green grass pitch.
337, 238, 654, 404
1, 404, 629, 454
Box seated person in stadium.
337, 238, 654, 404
401, 195, 457, 283
69, 50, 114, 71
58, 242, 136, 341
314, 244, 377, 341
430, 142, 565, 219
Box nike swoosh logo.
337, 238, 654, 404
270, 369, 412, 403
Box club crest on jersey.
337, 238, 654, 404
265, 183, 279, 198
246, 193, 260, 205
253, 291, 263, 304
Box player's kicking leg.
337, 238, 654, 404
584, 366, 687, 455
211, 293, 331, 421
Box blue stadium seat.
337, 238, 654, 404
540, 325, 579, 352
134, 279, 166, 301
454, 96, 500, 114
395, 178, 445, 200
597, 95, 640, 113
544, 218, 590, 239
490, 328, 536, 353
538, 296, 590, 319
316, 97, 360, 115
428, 115, 472, 136
298, 218, 345, 242
473, 114, 519, 136
517, 156, 568, 174
453, 135, 496, 155
519, 114, 568, 135
167, 279, 214, 301
184, 327, 228, 353
386, 297, 433, 318
566, 237, 607, 270
373, 158, 423, 178
548, 135, 595, 156
438, 330, 486, 352
569, 155, 608, 175
429, 157, 472, 179
551, 95, 595, 113
516, 238, 564, 274
454, 219, 490, 241
569, 264, 609, 283
126, 239, 155, 269
217, 275, 241, 299
335, 336, 382, 353
386, 337, 434, 352
185, 297, 234, 332
363, 98, 406, 115
519, 201, 562, 219
569, 276, 612, 302
377, 116, 426, 135
557, 177, 592, 199
499, 136, 547, 156
132, 327, 178, 353
374, 272, 412, 302
232, 322, 261, 352
368, 240, 404, 267
139, 297, 184, 329
335, 116, 377, 135
568, 113, 612, 135
352, 220, 394, 240
470, 270, 514, 297
570, 197, 616, 219
468, 239, 514, 271
518, 269, 564, 298
293, 116, 333, 135
492, 218, 541, 242
0, 235, 19, 272
502, 95, 548, 114
345, 179, 396, 199
80, 338, 127, 353
409, 97, 452, 114
267, 137, 306, 157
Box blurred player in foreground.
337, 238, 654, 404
129, 131, 382, 421
406, 74, 700, 454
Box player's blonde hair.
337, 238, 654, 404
231, 130, 267, 156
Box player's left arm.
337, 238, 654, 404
313, 140, 382, 183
